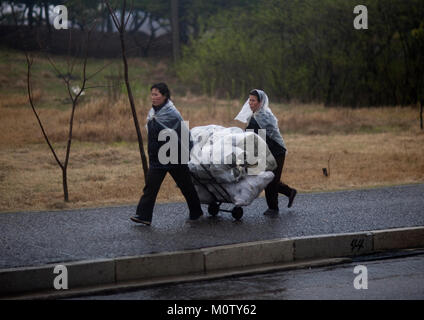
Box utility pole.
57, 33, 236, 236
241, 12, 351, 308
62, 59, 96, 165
171, 0, 180, 62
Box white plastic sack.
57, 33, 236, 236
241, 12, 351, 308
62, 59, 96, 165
194, 171, 275, 206
189, 125, 277, 184
233, 131, 277, 174
189, 162, 245, 184
190, 125, 226, 151
229, 171, 275, 206
189, 125, 277, 206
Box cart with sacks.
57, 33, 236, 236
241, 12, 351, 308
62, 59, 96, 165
188, 125, 277, 220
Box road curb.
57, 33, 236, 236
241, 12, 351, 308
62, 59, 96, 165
202, 239, 294, 271
1, 226, 423, 298
373, 226, 424, 251
9, 257, 353, 300
115, 249, 204, 282
293, 231, 374, 260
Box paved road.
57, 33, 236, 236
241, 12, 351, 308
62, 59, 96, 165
1, 184, 423, 269
72, 252, 424, 300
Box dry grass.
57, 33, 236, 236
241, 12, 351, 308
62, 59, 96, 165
1, 92, 421, 147
0, 100, 423, 213
1, 49, 423, 213
275, 104, 418, 135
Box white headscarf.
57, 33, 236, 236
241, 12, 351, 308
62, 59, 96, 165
235, 89, 286, 150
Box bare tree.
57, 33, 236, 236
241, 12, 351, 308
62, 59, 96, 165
23, 15, 113, 202
105, 0, 149, 180
10, 3, 82, 203
25, 27, 97, 202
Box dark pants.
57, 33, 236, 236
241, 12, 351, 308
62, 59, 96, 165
136, 165, 203, 222
265, 153, 294, 210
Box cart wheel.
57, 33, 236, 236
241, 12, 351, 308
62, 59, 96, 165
208, 203, 220, 216
231, 207, 243, 220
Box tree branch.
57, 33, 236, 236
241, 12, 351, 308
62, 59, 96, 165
104, 1, 121, 30
63, 23, 94, 170
124, 0, 135, 29
25, 52, 63, 169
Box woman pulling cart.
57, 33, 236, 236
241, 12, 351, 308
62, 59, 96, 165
235, 89, 297, 215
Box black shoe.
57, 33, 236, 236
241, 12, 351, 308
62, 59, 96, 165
189, 211, 204, 221
288, 189, 297, 208
263, 209, 279, 215
130, 216, 151, 226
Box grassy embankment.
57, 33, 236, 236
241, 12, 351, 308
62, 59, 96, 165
1, 49, 423, 213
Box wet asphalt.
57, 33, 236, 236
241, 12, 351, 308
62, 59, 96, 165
73, 253, 424, 300
1, 183, 423, 269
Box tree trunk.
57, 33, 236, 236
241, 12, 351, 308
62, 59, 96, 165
118, 4, 149, 179
420, 99, 423, 130
141, 19, 156, 57
37, 4, 43, 26
120, 33, 149, 178
105, 0, 149, 181
44, 2, 52, 48
62, 167, 69, 202
27, 3, 34, 28
44, 2, 51, 32
325, 71, 335, 107
171, 0, 180, 62
107, 15, 112, 33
